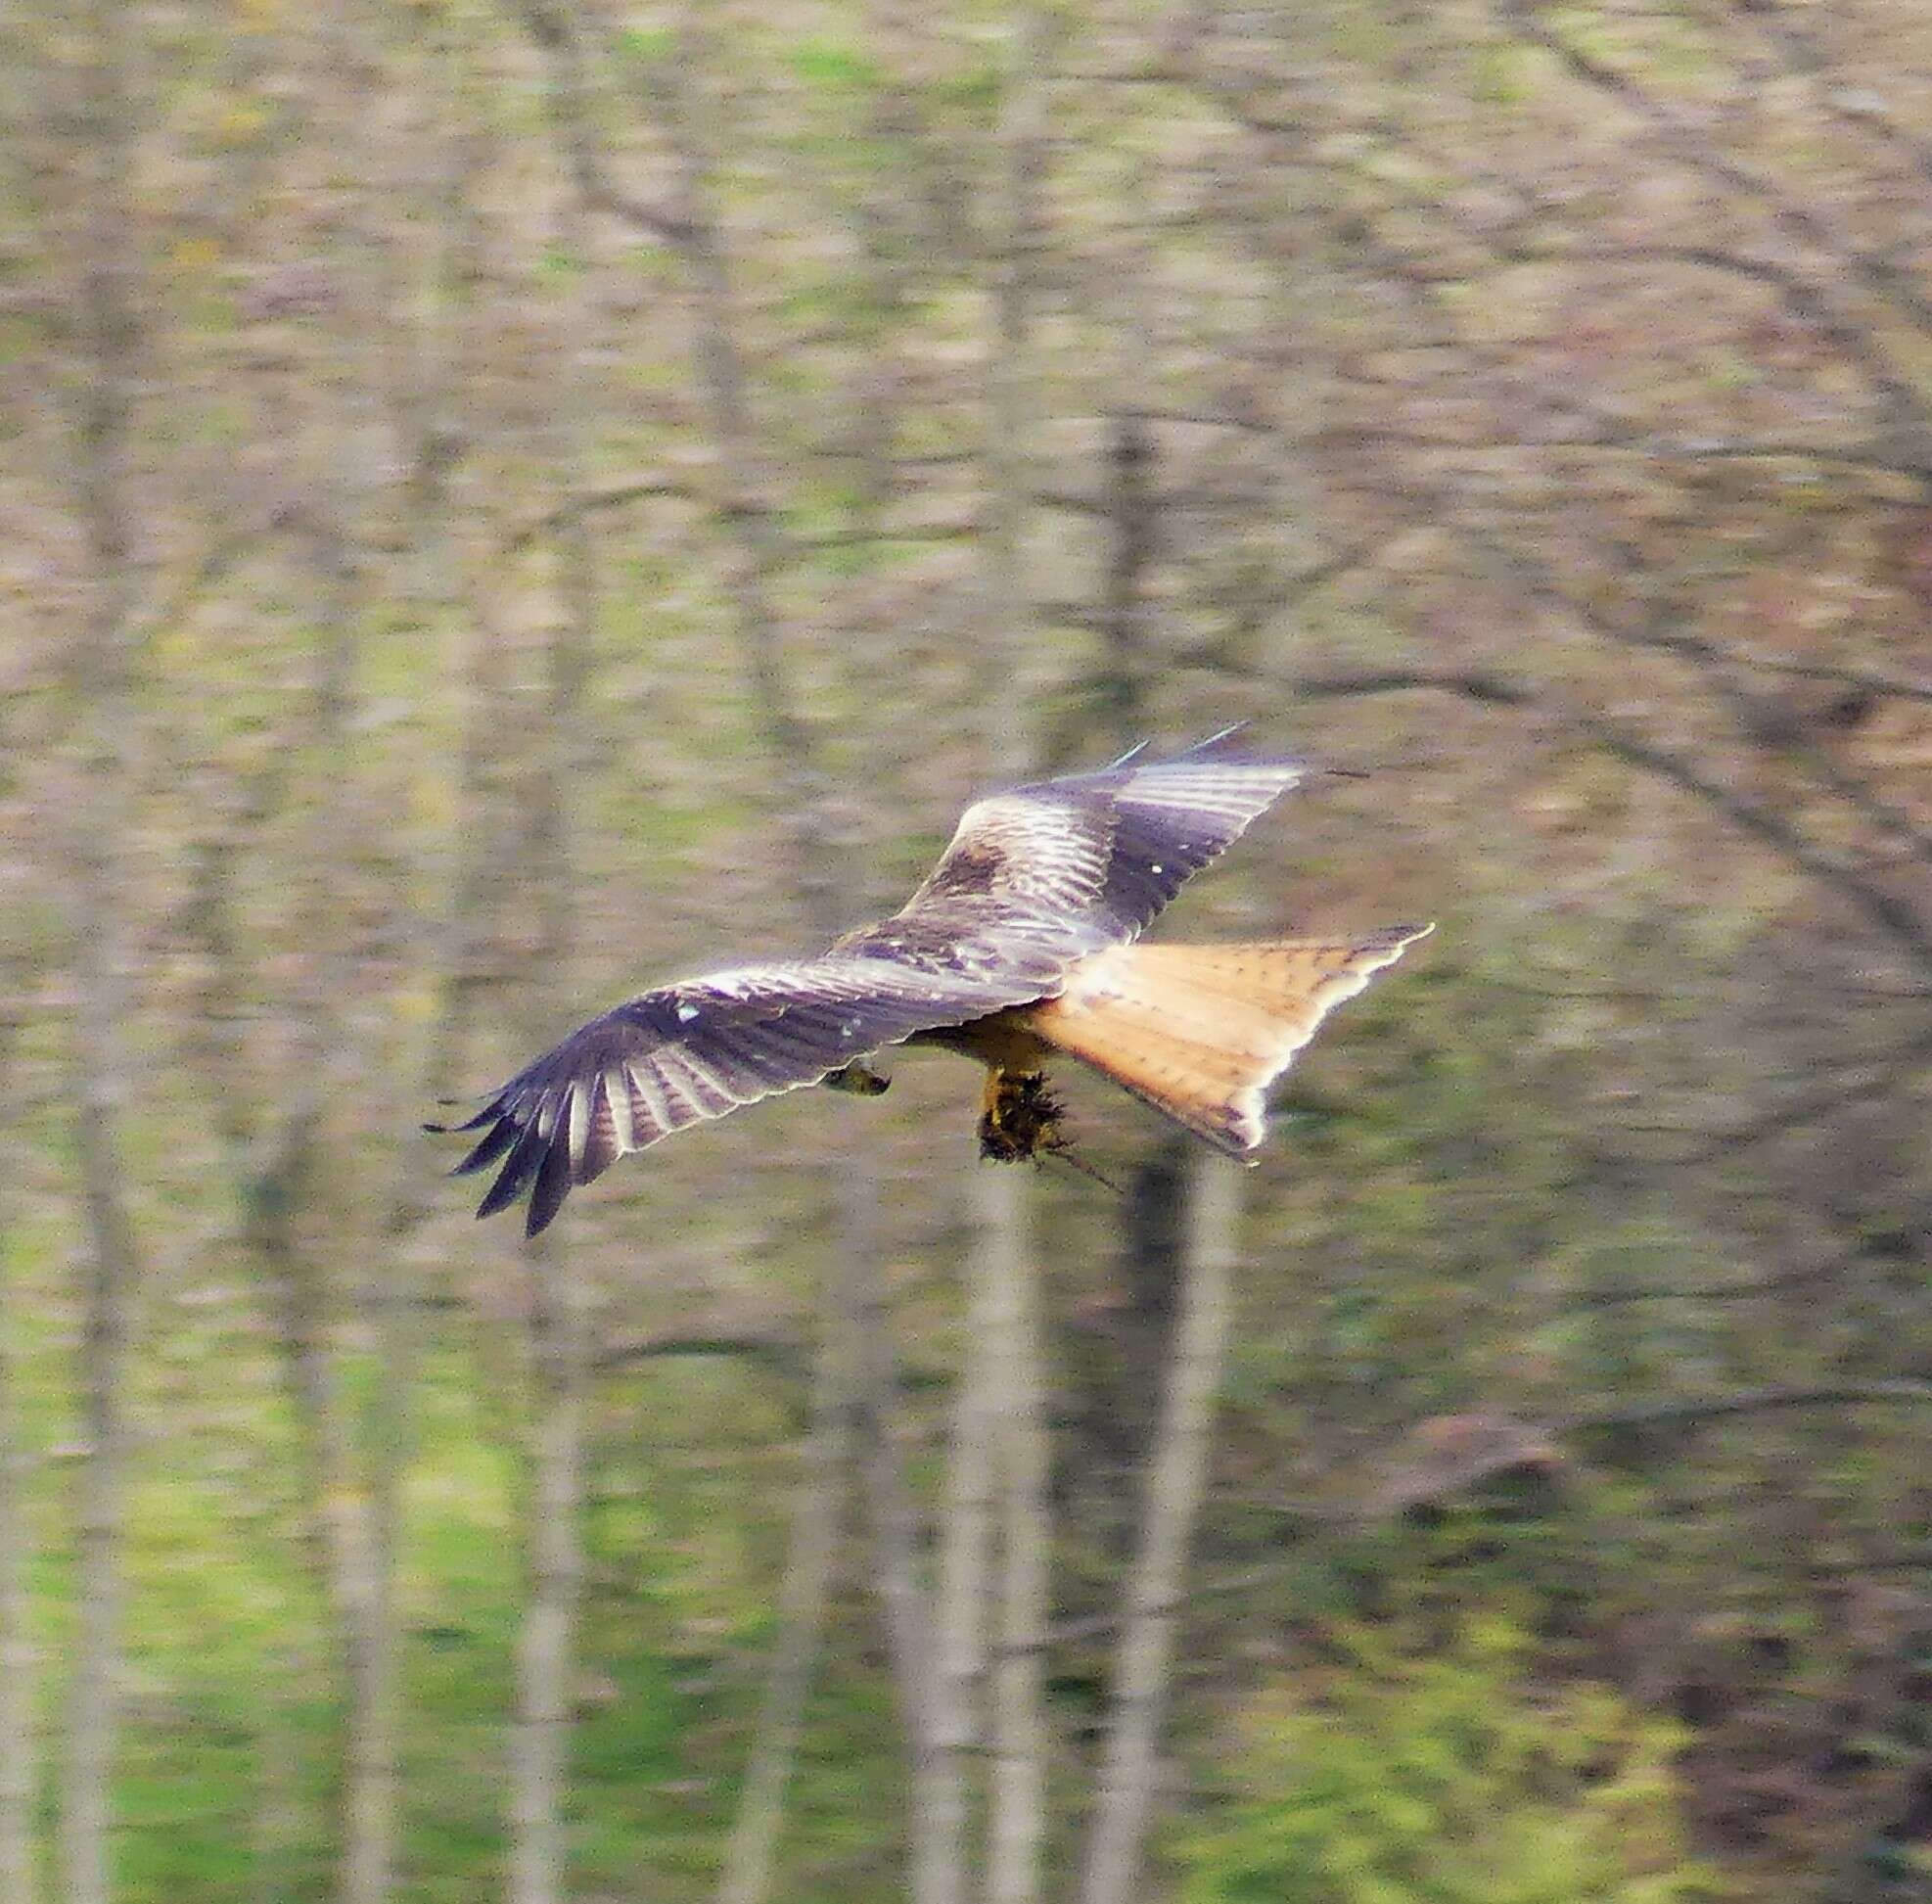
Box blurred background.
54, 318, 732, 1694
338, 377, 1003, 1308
3, 2, 1930, 1900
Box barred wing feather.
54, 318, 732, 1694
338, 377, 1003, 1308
443, 957, 1032, 1235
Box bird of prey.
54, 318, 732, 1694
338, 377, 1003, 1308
433, 733, 1430, 1234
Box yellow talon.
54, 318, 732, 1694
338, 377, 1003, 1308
981, 1067, 1009, 1131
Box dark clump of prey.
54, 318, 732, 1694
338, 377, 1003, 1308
977, 1068, 1063, 1163
977, 1071, 1120, 1190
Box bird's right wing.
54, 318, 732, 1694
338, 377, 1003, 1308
871, 732, 1314, 964
435, 956, 1032, 1235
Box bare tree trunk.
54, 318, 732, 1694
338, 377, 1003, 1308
273, 502, 386, 1904
1080, 1157, 1243, 1904
175, 738, 332, 1897
917, 0, 1059, 1857
715, 1274, 855, 1904
509, 1233, 589, 1904
635, 24, 958, 1901
985, 1169, 1047, 1904
507, 134, 598, 1904
714, 23, 929, 1885
239, 15, 400, 1875
981, 16, 1053, 1901
931, 1228, 999, 1899
337, 9, 488, 1892
311, 617, 397, 1904
336, 46, 492, 1891
848, 1227, 956, 1884
0, 1006, 36, 1904
65, 321, 137, 1904
1074, 83, 1252, 1903
63, 3, 140, 1897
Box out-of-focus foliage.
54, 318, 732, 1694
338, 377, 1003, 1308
1177, 1613, 1723, 1904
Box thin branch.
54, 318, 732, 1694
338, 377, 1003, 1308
791, 521, 977, 554
499, 473, 697, 558
1553, 1381, 1932, 1437
1640, 1031, 1932, 1164
1321, 418, 1932, 490
1570, 1261, 1850, 1307
507, 0, 690, 242
1731, 1, 1932, 189
1281, 659, 1932, 976
714, 1296, 854, 1904
596, 1324, 807, 1380
1494, 0, 1932, 360
1722, 651, 1932, 708
263, 456, 380, 1904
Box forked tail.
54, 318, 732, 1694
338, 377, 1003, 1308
1024, 925, 1432, 1155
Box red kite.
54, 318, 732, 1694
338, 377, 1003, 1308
435, 734, 1429, 1233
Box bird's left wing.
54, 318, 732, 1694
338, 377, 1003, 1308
436, 956, 1032, 1235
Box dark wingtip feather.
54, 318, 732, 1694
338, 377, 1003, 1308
451, 1117, 519, 1178
427, 1096, 505, 1136
525, 1138, 572, 1237
427, 1093, 506, 1138
475, 1121, 546, 1222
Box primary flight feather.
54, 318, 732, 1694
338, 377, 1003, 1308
433, 733, 1430, 1234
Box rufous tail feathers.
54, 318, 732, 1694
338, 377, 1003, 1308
1022, 926, 1432, 1155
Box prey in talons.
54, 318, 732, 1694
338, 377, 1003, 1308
978, 1066, 1060, 1162
978, 1067, 1120, 1190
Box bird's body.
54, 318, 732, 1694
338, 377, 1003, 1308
434, 733, 1430, 1233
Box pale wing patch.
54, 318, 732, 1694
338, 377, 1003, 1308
911, 793, 1113, 917
1112, 764, 1309, 819
604, 1068, 636, 1152
891, 747, 1314, 972
624, 1060, 673, 1138
566, 1082, 590, 1171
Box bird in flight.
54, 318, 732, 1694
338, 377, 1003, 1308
432, 733, 1430, 1234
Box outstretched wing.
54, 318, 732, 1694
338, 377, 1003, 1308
441, 957, 1034, 1235
843, 731, 1312, 971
